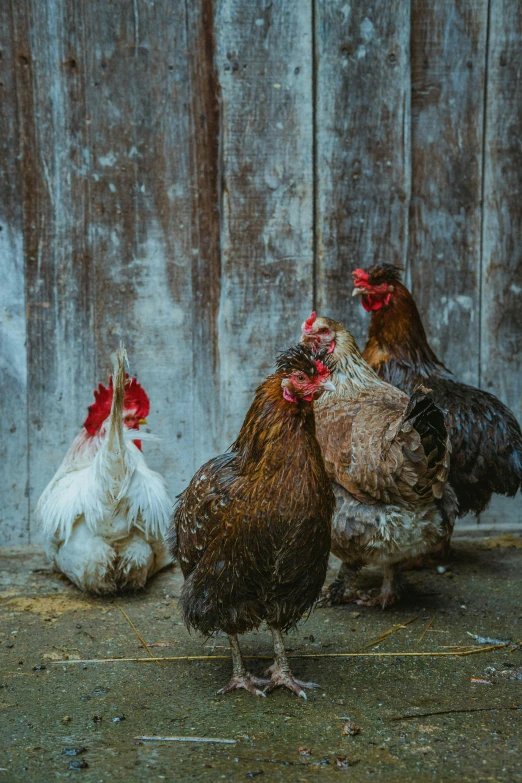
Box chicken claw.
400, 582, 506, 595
319, 562, 361, 606
218, 674, 269, 698
355, 590, 398, 609
263, 664, 319, 699
265, 627, 320, 698
355, 567, 403, 609
218, 634, 269, 697
320, 582, 359, 606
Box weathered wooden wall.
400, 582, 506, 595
1, 0, 521, 545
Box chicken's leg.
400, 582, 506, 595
217, 635, 268, 697
322, 561, 361, 605
355, 564, 403, 609
264, 627, 319, 699
378, 565, 403, 608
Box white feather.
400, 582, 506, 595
35, 345, 174, 594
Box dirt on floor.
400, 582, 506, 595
1, 536, 522, 783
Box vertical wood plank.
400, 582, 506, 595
13, 0, 96, 541
0, 4, 29, 545
186, 0, 223, 465
480, 0, 522, 525
81, 0, 200, 494
409, 0, 488, 386
215, 0, 315, 443
315, 1, 411, 348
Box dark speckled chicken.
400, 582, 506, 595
169, 345, 336, 698
353, 265, 522, 517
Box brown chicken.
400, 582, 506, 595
170, 345, 336, 698
301, 314, 457, 607
353, 265, 522, 516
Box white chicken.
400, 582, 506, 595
36, 345, 174, 594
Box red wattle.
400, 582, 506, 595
283, 387, 297, 403
362, 296, 384, 312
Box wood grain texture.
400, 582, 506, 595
80, 0, 200, 500
186, 0, 223, 467
3, 1, 522, 544
480, 0, 522, 524
13, 0, 97, 541
315, 0, 411, 348
0, 2, 29, 544
215, 0, 314, 444
410, 0, 488, 386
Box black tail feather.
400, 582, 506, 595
405, 386, 448, 473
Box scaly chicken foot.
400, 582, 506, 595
355, 565, 404, 609
263, 627, 319, 699
320, 562, 361, 606
218, 635, 268, 697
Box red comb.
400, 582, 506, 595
352, 268, 369, 282
83, 374, 150, 435
314, 359, 330, 380
84, 382, 113, 435
123, 375, 150, 420
303, 311, 317, 333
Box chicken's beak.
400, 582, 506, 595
138, 418, 148, 425
352, 286, 366, 297
322, 379, 335, 392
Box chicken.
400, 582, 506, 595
36, 345, 173, 594
353, 265, 522, 516
301, 313, 457, 607
170, 345, 336, 698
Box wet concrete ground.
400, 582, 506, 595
1, 535, 522, 782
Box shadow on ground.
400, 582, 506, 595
1, 536, 522, 782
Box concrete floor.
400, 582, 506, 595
1, 535, 522, 782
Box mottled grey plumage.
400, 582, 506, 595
301, 315, 456, 607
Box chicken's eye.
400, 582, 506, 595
318, 327, 329, 334
296, 374, 305, 382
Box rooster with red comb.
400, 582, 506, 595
352, 264, 522, 518
36, 345, 173, 594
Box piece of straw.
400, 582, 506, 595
418, 617, 435, 643
460, 643, 513, 656
117, 605, 157, 661
49, 646, 510, 666
357, 616, 419, 652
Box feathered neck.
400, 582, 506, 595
324, 330, 388, 398
231, 374, 316, 470
367, 283, 446, 373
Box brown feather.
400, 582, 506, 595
358, 268, 522, 516
171, 352, 335, 636
299, 313, 457, 608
